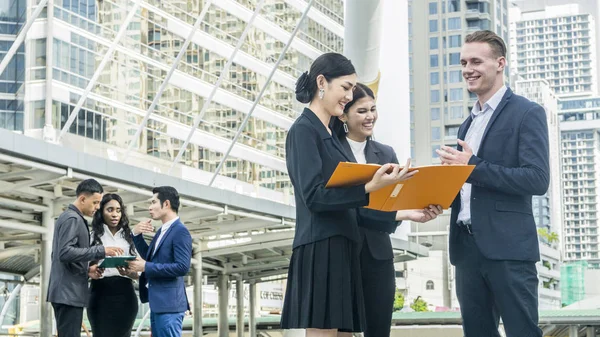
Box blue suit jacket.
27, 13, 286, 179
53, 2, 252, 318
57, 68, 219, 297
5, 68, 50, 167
133, 219, 192, 313
339, 137, 400, 260
449, 88, 550, 264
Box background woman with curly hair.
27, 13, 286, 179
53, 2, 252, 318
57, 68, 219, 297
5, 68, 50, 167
87, 193, 139, 337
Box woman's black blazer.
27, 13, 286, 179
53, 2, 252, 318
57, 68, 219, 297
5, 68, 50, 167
339, 137, 400, 260
286, 108, 370, 248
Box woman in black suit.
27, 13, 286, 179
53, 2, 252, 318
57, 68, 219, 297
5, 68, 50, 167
280, 53, 416, 337
87, 194, 139, 337
332, 83, 443, 337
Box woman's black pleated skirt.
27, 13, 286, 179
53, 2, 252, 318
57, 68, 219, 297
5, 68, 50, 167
87, 276, 139, 337
281, 236, 366, 332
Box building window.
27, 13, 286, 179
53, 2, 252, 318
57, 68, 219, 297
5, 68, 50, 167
429, 19, 438, 33
449, 88, 463, 101
448, 17, 461, 30
448, 0, 460, 12
431, 107, 440, 120
426, 280, 435, 290
431, 90, 440, 103
429, 2, 437, 15
430, 72, 440, 85
449, 35, 461, 48
449, 70, 462, 83
449, 52, 460, 65
445, 126, 459, 139
431, 145, 439, 158
450, 106, 464, 119
432, 127, 441, 141
430, 54, 439, 68
430, 37, 438, 50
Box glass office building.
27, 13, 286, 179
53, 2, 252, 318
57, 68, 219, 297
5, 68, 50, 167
2, 0, 344, 203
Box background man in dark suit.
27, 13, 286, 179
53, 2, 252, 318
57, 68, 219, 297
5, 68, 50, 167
47, 179, 124, 337
437, 30, 549, 337
129, 186, 192, 337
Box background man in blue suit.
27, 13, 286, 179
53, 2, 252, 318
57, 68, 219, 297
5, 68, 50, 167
128, 186, 192, 337
437, 30, 549, 337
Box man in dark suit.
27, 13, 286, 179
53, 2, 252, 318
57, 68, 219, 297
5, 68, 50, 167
47, 179, 124, 337
436, 30, 549, 337
128, 186, 192, 337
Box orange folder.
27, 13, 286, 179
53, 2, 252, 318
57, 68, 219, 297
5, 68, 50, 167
325, 162, 475, 211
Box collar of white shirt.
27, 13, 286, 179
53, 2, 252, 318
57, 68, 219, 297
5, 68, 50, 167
102, 224, 123, 238
471, 85, 507, 118
159, 216, 179, 234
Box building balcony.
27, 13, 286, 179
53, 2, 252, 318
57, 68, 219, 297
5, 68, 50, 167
539, 287, 561, 300
465, 10, 491, 21
537, 265, 561, 280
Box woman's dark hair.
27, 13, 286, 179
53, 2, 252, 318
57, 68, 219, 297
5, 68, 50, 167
344, 83, 374, 113
91, 193, 135, 255
295, 52, 356, 103
331, 83, 376, 139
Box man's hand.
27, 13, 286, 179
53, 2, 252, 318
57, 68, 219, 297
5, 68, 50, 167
132, 220, 154, 236
88, 265, 104, 279
117, 266, 139, 279
396, 205, 443, 223
436, 140, 473, 165
104, 246, 124, 256
127, 257, 146, 273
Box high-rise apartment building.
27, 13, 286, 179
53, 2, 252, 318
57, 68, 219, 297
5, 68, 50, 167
409, 0, 510, 167
558, 96, 600, 269
509, 4, 598, 96
2, 0, 345, 203
514, 79, 563, 309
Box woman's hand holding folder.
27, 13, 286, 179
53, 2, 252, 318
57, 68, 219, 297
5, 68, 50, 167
396, 204, 443, 223
365, 158, 418, 194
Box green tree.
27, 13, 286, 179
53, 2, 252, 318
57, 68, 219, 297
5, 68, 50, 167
411, 296, 429, 312
537, 228, 549, 241
393, 289, 405, 311
547, 231, 559, 244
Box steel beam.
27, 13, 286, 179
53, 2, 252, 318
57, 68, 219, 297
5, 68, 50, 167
236, 276, 244, 337
122, 0, 214, 161
57, 0, 142, 142
0, 0, 49, 77
0, 219, 48, 233
208, 0, 315, 186
167, 0, 266, 174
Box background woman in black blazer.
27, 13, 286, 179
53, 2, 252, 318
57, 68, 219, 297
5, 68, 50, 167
281, 53, 417, 337
87, 194, 139, 337
332, 83, 443, 337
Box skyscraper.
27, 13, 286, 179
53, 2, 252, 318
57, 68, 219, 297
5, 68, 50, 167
509, 4, 597, 96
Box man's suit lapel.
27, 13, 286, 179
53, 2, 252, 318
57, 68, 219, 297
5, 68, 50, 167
146, 227, 162, 260
152, 220, 179, 257
480, 88, 513, 147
